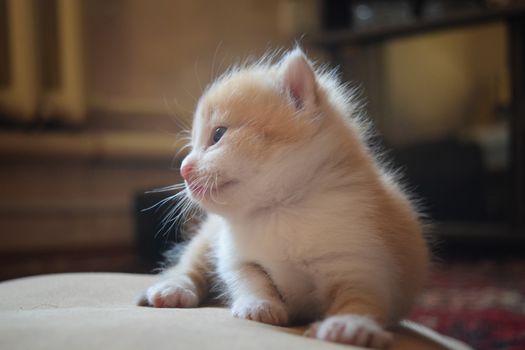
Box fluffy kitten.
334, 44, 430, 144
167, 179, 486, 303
139, 48, 428, 349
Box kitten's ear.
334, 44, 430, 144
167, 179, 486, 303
280, 49, 317, 110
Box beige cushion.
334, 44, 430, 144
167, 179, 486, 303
0, 273, 471, 350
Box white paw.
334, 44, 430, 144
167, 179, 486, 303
231, 298, 289, 326
138, 280, 199, 308
306, 315, 392, 349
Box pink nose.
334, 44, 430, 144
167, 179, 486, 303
180, 163, 193, 181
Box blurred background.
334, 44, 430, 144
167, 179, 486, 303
0, 1, 524, 348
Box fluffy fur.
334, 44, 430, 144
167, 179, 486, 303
138, 48, 429, 349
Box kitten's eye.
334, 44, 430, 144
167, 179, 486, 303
212, 126, 227, 144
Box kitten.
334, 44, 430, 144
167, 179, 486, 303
138, 48, 429, 349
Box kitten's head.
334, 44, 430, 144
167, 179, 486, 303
180, 48, 351, 217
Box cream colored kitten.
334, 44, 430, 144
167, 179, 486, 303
139, 48, 428, 349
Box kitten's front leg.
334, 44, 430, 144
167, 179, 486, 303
137, 229, 212, 308
223, 263, 288, 326
306, 287, 393, 349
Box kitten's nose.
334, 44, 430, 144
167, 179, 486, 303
180, 163, 193, 181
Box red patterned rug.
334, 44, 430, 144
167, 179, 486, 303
410, 259, 525, 350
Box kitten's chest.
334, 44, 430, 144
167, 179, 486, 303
264, 258, 322, 319
232, 222, 323, 319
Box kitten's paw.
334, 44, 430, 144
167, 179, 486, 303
306, 315, 392, 349
231, 298, 289, 326
138, 280, 199, 308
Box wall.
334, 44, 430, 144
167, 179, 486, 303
376, 22, 510, 145
0, 0, 305, 279
83, 0, 294, 120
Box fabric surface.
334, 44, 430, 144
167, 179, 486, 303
0, 273, 471, 350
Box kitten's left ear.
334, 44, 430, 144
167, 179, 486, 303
280, 49, 318, 110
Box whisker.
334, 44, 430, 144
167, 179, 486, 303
183, 202, 199, 225
146, 183, 186, 194
182, 86, 199, 106
169, 98, 194, 129
141, 194, 178, 212
155, 192, 187, 219
199, 176, 211, 201
194, 60, 204, 94
209, 175, 219, 204
180, 192, 199, 225
211, 41, 223, 81
157, 193, 191, 238
216, 53, 229, 79
174, 143, 192, 158
177, 129, 192, 138
162, 94, 190, 131
209, 173, 226, 205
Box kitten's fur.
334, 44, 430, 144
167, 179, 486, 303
139, 48, 428, 349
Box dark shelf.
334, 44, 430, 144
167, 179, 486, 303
434, 222, 525, 258
311, 3, 525, 239
311, 5, 525, 48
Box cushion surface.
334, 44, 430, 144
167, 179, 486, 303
0, 273, 471, 350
